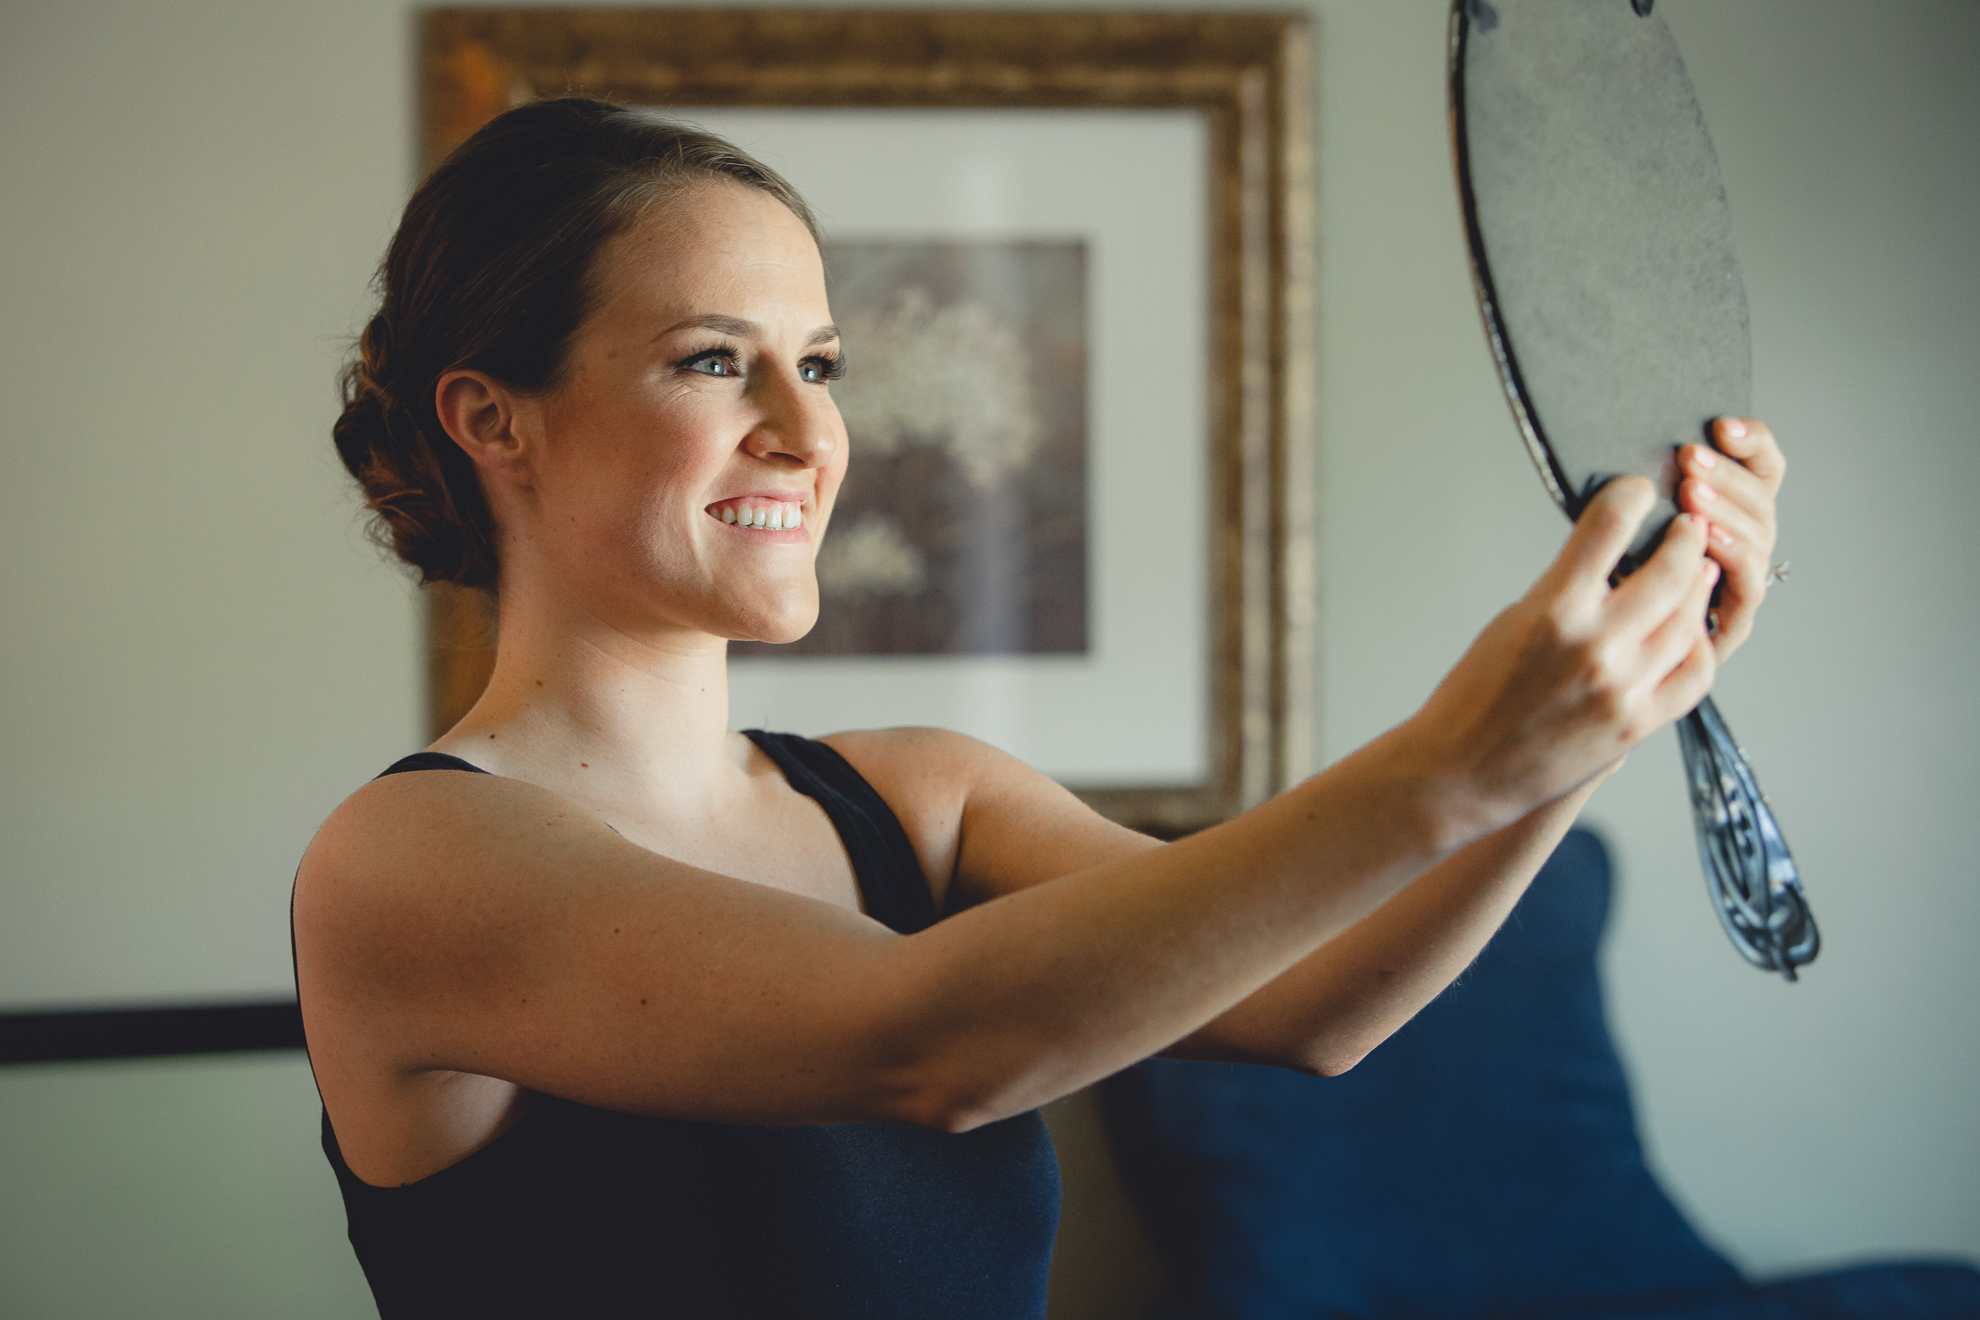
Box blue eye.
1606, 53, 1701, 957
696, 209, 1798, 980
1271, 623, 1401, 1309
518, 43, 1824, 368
801, 354, 847, 384
683, 350, 737, 377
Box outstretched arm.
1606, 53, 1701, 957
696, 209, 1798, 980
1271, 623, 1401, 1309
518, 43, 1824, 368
299, 477, 1721, 1153
909, 418, 1784, 1077
853, 474, 1727, 1083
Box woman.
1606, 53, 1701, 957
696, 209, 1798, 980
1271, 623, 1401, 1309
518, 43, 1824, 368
297, 98, 1786, 1317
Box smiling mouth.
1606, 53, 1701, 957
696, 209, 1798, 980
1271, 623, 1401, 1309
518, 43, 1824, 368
706, 496, 806, 531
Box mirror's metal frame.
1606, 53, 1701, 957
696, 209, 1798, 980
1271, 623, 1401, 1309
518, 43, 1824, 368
1446, 0, 1818, 979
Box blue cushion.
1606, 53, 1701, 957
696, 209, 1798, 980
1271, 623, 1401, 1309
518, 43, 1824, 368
1102, 831, 1980, 1318
1101, 829, 1746, 1319
1598, 1262, 1980, 1319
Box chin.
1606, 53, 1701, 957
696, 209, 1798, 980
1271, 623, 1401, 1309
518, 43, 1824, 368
721, 589, 820, 645
744, 618, 818, 646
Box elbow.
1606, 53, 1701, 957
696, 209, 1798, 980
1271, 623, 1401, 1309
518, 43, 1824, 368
1290, 1042, 1372, 1078
922, 1100, 1005, 1136
1282, 1018, 1397, 1077
902, 1076, 1022, 1135
888, 1052, 1034, 1135
893, 1091, 1002, 1136
1171, 1028, 1373, 1078
1308, 1050, 1367, 1078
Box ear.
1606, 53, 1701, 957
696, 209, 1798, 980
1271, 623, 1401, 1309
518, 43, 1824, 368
434, 369, 536, 482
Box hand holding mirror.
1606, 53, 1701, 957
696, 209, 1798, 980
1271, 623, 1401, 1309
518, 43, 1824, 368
1449, 0, 1817, 978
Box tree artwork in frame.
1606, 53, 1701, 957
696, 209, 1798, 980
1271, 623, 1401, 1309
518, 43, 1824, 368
421, 10, 1312, 834
730, 233, 1091, 662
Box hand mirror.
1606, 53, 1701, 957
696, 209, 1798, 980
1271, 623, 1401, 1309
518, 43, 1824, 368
1449, 0, 1818, 978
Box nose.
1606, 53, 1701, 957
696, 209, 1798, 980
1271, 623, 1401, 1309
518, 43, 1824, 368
742, 364, 840, 471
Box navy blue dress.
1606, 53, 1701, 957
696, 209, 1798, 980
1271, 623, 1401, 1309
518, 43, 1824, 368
312, 732, 1060, 1319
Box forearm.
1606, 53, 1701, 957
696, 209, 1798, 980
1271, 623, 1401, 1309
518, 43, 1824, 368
1167, 770, 1610, 1075
882, 727, 1466, 1128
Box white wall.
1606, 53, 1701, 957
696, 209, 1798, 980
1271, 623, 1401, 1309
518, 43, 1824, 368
0, 0, 423, 1010
1615, 3, 1980, 1271
1, 0, 1973, 1314
0, 1055, 375, 1318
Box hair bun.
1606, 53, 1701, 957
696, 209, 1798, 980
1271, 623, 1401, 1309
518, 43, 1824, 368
333, 348, 498, 591
353, 311, 399, 401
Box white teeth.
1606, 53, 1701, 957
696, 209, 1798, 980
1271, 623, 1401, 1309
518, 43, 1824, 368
717, 501, 804, 529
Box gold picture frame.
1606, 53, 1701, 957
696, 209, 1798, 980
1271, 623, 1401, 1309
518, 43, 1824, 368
420, 9, 1312, 834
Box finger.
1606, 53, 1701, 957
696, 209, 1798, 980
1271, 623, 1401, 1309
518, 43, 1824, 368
1703, 516, 1771, 589
1712, 417, 1787, 489
1710, 559, 1764, 662
1680, 445, 1777, 533
1706, 511, 1772, 656
1638, 556, 1720, 687
1605, 512, 1710, 640
1693, 488, 1772, 634
1652, 627, 1718, 722
1550, 476, 1659, 593
1685, 487, 1770, 555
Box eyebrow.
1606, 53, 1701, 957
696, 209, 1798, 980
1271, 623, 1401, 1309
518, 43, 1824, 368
654, 314, 839, 347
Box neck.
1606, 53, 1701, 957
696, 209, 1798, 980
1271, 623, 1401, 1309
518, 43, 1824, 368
434, 579, 746, 820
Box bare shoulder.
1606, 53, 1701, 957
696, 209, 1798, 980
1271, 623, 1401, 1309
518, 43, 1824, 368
817, 727, 1156, 912
297, 766, 605, 913
291, 759, 968, 1178
293, 768, 615, 1015
294, 759, 914, 1118
300, 765, 548, 879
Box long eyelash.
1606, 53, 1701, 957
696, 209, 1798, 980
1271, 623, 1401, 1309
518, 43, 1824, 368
807, 353, 847, 382
677, 345, 739, 373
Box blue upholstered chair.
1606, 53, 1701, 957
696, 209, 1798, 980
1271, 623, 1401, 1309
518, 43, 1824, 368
1101, 830, 1980, 1320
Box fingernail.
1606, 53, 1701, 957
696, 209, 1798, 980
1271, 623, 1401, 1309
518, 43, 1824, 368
1691, 481, 1717, 504
1721, 418, 1749, 438
1709, 523, 1735, 547
1689, 445, 1717, 470
1704, 560, 1721, 582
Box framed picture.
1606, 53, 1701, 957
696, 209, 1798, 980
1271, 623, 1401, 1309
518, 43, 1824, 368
422, 10, 1311, 833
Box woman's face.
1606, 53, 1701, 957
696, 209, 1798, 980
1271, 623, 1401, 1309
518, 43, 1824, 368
515, 179, 849, 646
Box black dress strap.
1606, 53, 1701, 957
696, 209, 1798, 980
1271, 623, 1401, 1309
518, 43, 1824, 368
377, 751, 490, 777
743, 730, 940, 936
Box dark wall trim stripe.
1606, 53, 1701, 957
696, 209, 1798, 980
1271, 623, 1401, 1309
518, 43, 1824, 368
0, 1001, 304, 1065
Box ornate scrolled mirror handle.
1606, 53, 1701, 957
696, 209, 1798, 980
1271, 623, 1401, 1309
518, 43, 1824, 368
1675, 696, 1819, 980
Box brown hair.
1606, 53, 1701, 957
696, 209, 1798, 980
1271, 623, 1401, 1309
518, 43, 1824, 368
333, 97, 819, 591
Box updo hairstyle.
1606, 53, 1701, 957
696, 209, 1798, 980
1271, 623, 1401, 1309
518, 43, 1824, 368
334, 97, 818, 591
